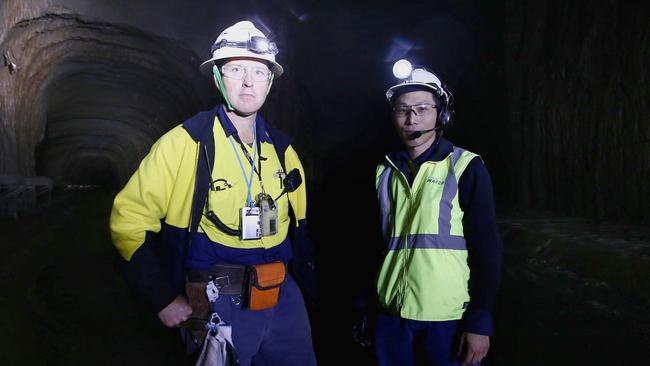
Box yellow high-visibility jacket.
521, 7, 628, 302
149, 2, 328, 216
110, 105, 314, 312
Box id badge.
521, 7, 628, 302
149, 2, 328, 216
241, 207, 261, 240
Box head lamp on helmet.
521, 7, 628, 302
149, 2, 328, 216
392, 59, 413, 80
211, 36, 278, 56
200, 20, 284, 77
386, 59, 447, 101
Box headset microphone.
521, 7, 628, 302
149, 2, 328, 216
408, 127, 440, 139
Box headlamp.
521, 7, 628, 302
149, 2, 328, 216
392, 59, 413, 80
252, 36, 270, 52
212, 36, 279, 55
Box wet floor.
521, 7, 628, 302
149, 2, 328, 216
489, 217, 650, 365
0, 190, 185, 365
1, 190, 647, 365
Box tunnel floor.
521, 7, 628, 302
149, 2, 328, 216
1, 190, 648, 365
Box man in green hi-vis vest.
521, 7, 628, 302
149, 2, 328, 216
372, 59, 502, 366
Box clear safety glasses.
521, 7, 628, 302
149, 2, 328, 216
221, 64, 272, 82
392, 103, 438, 117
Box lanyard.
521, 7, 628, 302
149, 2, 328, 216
232, 132, 263, 181
229, 127, 258, 207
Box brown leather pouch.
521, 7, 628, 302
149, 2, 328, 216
245, 261, 286, 311
184, 281, 210, 345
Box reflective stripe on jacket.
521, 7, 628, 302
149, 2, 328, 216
375, 146, 478, 321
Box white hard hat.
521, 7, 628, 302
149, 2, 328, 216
385, 59, 447, 102
200, 21, 284, 77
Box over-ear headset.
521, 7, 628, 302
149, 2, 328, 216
430, 75, 454, 130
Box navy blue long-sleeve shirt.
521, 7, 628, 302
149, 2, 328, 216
389, 135, 503, 335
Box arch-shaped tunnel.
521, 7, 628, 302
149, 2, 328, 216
2, 13, 214, 187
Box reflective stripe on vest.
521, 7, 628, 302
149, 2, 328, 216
375, 146, 479, 321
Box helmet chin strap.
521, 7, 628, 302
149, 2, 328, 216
266, 73, 274, 94
212, 65, 274, 115
213, 65, 235, 111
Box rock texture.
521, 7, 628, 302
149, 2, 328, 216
1, 6, 213, 187
504, 1, 650, 222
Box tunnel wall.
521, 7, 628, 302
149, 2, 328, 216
504, 0, 650, 223
0, 2, 214, 185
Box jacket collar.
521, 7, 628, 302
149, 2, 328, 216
390, 134, 454, 165
216, 105, 272, 143
183, 104, 272, 144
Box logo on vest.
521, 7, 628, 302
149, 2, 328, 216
210, 178, 232, 192
426, 177, 445, 185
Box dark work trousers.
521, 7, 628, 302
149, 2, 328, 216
375, 312, 471, 366
195, 274, 317, 366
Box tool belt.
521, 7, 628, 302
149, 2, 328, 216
187, 264, 247, 295
184, 262, 286, 345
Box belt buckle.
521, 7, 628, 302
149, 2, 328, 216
211, 275, 231, 288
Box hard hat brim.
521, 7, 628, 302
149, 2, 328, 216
386, 82, 439, 101
200, 53, 284, 78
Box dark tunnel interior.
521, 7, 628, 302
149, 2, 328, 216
25, 15, 216, 188
1, 0, 649, 365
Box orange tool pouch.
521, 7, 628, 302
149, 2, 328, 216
245, 261, 286, 311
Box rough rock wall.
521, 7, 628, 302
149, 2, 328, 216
0, 1, 214, 185
0, 0, 52, 45
0, 0, 50, 174
504, 1, 650, 223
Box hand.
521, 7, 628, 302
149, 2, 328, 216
294, 261, 318, 305
351, 313, 373, 348
458, 332, 490, 365
157, 295, 192, 328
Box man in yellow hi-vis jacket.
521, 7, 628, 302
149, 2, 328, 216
110, 20, 317, 365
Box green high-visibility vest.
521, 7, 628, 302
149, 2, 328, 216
375, 147, 478, 321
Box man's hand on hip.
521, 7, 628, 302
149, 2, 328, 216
157, 295, 192, 327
